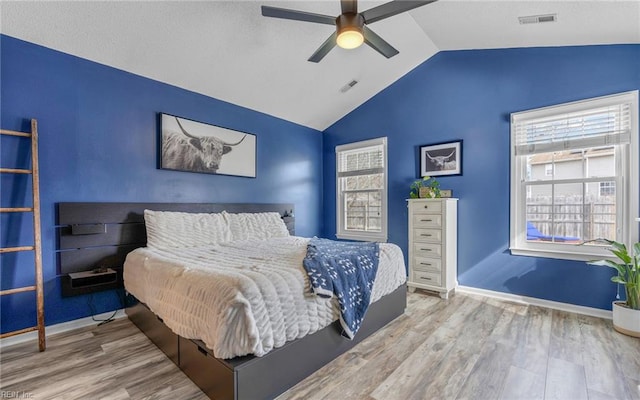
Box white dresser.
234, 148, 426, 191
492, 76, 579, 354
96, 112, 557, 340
407, 198, 458, 299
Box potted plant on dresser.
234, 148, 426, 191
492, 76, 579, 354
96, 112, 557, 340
409, 176, 441, 199
589, 239, 640, 337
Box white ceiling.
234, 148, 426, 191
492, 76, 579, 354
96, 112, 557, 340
1, 1, 638, 131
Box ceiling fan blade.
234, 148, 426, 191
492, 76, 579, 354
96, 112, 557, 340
361, 0, 437, 24
341, 0, 357, 14
261, 6, 336, 25
363, 26, 399, 58
308, 32, 338, 63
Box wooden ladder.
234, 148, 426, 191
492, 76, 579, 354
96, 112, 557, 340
0, 119, 46, 351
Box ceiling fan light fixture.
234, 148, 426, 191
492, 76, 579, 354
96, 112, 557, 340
262, 0, 438, 62
337, 27, 364, 49
336, 13, 365, 50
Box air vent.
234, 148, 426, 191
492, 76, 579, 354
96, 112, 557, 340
518, 14, 557, 24
340, 79, 358, 93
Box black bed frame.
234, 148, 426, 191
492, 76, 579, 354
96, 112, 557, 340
56, 202, 406, 400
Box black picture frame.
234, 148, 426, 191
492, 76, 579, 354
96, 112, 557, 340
420, 140, 462, 177
159, 113, 256, 178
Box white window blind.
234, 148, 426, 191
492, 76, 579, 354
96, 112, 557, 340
337, 145, 384, 177
513, 98, 632, 155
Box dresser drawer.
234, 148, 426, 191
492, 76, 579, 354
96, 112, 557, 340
411, 201, 442, 214
413, 256, 442, 272
413, 242, 442, 257
412, 270, 442, 286
414, 228, 442, 243
412, 214, 442, 228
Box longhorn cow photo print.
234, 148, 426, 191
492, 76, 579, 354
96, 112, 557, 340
160, 113, 256, 177
420, 140, 462, 177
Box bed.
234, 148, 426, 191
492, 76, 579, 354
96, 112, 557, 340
55, 202, 407, 400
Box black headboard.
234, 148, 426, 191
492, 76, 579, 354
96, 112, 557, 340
55, 202, 294, 296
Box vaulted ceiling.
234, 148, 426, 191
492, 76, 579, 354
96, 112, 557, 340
1, 1, 638, 130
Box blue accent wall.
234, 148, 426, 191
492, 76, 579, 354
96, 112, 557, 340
323, 45, 640, 310
1, 35, 323, 333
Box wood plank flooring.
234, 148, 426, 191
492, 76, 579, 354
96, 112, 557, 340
1, 291, 638, 400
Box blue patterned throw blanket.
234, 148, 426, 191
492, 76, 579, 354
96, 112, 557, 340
303, 237, 380, 339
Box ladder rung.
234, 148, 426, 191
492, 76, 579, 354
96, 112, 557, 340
0, 286, 36, 296
0, 129, 31, 138
0, 246, 35, 253
0, 207, 34, 213
0, 326, 38, 339
0, 168, 32, 174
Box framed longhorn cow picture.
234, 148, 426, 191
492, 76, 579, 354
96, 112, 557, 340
160, 113, 256, 177
420, 140, 462, 177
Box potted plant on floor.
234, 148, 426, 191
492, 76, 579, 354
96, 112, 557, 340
588, 239, 640, 337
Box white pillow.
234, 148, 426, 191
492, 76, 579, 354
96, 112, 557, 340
144, 210, 231, 249
222, 211, 290, 241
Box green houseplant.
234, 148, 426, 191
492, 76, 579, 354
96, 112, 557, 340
409, 176, 440, 199
588, 239, 640, 337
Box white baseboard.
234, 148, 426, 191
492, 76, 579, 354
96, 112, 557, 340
457, 286, 612, 320
0, 309, 126, 349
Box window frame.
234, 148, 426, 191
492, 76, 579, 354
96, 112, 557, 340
335, 137, 388, 242
510, 91, 639, 261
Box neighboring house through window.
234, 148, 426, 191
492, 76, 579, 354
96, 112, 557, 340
336, 137, 387, 242
599, 181, 616, 196
510, 91, 639, 261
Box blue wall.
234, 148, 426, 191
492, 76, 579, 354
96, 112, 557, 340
0, 35, 323, 333
323, 45, 640, 310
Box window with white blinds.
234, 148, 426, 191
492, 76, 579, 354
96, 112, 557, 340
513, 101, 631, 155
510, 91, 638, 261
336, 137, 387, 241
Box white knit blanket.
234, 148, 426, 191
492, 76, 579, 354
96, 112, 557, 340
123, 236, 406, 359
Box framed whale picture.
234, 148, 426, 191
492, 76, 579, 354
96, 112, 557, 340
420, 140, 462, 177
159, 113, 256, 177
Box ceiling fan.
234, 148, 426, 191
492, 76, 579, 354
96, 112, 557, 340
261, 0, 437, 63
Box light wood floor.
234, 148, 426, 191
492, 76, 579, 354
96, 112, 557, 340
1, 291, 639, 400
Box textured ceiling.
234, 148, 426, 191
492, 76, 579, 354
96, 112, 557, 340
1, 1, 638, 131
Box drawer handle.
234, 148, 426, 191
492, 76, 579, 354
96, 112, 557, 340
420, 263, 432, 266
420, 276, 433, 281
197, 346, 208, 356
421, 234, 432, 237
424, 205, 429, 209
421, 219, 433, 222
420, 248, 432, 251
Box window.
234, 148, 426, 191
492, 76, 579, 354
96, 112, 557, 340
510, 91, 638, 261
336, 137, 387, 241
